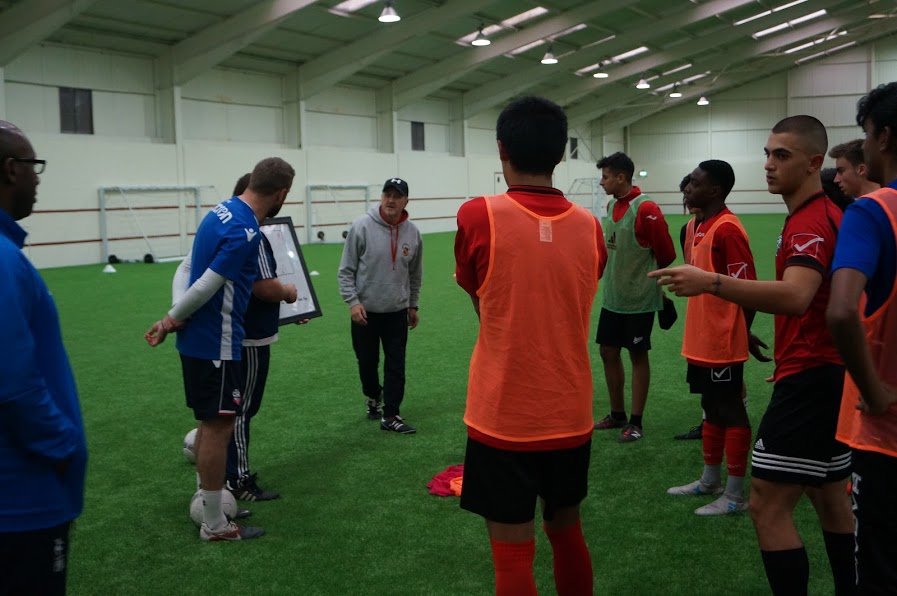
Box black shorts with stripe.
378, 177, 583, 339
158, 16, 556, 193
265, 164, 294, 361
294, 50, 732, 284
751, 364, 851, 485
180, 354, 243, 421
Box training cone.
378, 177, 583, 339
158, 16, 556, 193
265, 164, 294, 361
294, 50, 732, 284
103, 264, 116, 273
310, 270, 319, 276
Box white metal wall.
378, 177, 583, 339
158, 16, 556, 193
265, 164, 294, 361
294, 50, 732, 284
7, 38, 894, 268
628, 40, 897, 215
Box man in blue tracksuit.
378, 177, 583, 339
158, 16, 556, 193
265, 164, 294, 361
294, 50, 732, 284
0, 121, 87, 594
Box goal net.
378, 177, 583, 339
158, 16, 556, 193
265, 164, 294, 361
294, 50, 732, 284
305, 185, 376, 244
567, 178, 607, 220
98, 185, 216, 264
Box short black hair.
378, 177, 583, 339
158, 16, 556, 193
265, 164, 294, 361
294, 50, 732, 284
856, 82, 897, 154
697, 159, 735, 198
679, 174, 690, 192
597, 152, 634, 182
232, 173, 251, 196
496, 96, 567, 176
772, 115, 828, 156
821, 167, 854, 212
249, 157, 295, 195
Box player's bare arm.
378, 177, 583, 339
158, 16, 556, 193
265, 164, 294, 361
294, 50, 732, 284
648, 264, 822, 316
827, 267, 897, 414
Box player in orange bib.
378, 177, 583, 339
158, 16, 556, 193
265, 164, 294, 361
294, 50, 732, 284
455, 96, 606, 596
665, 160, 760, 515
827, 82, 897, 593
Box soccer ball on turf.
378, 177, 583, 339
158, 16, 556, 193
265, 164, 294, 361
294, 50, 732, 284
189, 490, 238, 527
183, 428, 197, 464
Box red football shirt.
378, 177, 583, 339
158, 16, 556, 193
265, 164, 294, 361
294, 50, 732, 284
773, 191, 843, 381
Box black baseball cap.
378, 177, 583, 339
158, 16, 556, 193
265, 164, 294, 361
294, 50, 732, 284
383, 177, 409, 197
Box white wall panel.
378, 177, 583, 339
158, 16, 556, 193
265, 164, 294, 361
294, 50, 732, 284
711, 99, 786, 132
182, 99, 228, 141
397, 98, 450, 124
305, 111, 377, 149
789, 95, 865, 127
5, 83, 58, 134
92, 91, 157, 138
6, 45, 154, 94
181, 69, 283, 108
305, 86, 376, 117
426, 123, 450, 153
468, 127, 496, 155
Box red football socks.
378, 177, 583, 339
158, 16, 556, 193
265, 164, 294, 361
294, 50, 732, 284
725, 426, 752, 477
703, 421, 725, 466
490, 537, 537, 596
545, 521, 593, 596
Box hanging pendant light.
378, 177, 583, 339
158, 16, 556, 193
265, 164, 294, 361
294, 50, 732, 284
378, 1, 400, 23
697, 95, 710, 106
541, 45, 558, 65
472, 27, 490, 46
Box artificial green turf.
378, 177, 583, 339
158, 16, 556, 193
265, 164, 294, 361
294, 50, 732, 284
42, 213, 842, 595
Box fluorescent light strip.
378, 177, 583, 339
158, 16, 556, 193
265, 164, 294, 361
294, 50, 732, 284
330, 0, 379, 16
784, 30, 847, 54
753, 9, 826, 39
774, 0, 808, 13
575, 62, 603, 75
503, 6, 549, 27
662, 63, 692, 76
681, 72, 708, 84
655, 82, 676, 92
611, 46, 649, 62
734, 10, 771, 26
508, 39, 546, 55
551, 23, 588, 39
795, 41, 857, 64
457, 7, 550, 44
734, 0, 806, 26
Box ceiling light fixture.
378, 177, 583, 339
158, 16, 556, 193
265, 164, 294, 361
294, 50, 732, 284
378, 1, 400, 23
541, 45, 558, 64
697, 96, 710, 106
593, 70, 609, 78
753, 9, 826, 39
669, 85, 683, 98
471, 27, 491, 46
636, 78, 650, 89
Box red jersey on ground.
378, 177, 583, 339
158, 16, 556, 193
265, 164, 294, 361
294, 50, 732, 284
774, 191, 843, 381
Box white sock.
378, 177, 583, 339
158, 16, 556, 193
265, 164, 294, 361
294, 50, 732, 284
201, 489, 228, 531
725, 476, 745, 500
701, 464, 722, 486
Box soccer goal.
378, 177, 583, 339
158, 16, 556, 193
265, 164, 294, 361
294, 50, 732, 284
305, 184, 376, 244
98, 185, 215, 264
567, 178, 607, 219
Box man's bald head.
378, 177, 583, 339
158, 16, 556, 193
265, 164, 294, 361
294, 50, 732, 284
0, 121, 39, 221
0, 121, 30, 157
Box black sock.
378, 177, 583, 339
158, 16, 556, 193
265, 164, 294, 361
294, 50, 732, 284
610, 410, 627, 422
629, 414, 643, 428
823, 531, 857, 596
761, 548, 809, 596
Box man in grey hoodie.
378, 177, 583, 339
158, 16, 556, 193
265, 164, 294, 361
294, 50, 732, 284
338, 178, 423, 434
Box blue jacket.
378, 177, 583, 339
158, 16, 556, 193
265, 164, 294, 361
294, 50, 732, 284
0, 209, 87, 532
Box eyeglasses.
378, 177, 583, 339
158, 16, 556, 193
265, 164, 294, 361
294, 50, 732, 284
4, 157, 46, 174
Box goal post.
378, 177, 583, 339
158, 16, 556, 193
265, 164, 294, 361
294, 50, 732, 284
566, 178, 607, 220
305, 184, 375, 244
98, 185, 211, 264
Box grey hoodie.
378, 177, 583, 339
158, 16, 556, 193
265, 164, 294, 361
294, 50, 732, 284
338, 206, 423, 313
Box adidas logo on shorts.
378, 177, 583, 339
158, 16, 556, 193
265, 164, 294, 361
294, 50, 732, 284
754, 439, 765, 451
